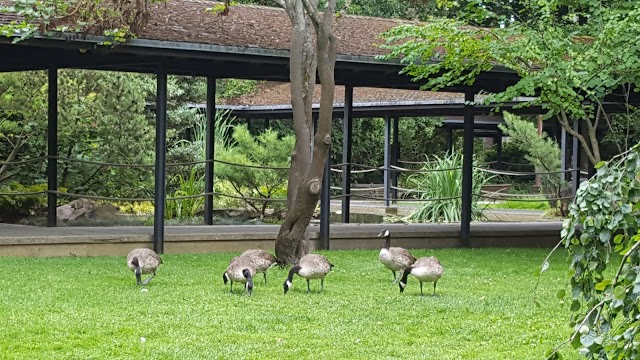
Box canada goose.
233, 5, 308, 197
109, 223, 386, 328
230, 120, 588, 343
126, 248, 162, 286
399, 256, 444, 296
283, 254, 334, 294
240, 249, 278, 285
377, 229, 417, 283
223, 256, 256, 296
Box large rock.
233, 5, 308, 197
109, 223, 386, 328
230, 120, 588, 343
69, 198, 97, 211
56, 204, 74, 222
87, 204, 119, 222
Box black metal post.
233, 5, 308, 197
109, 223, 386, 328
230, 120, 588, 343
392, 116, 400, 203
341, 86, 353, 223
560, 125, 568, 183
383, 115, 392, 206
47, 67, 58, 227
204, 76, 216, 225
460, 91, 475, 247
446, 127, 453, 154
495, 130, 503, 170
320, 150, 331, 250
153, 65, 168, 254
571, 120, 581, 194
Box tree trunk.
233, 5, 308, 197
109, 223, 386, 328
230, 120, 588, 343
283, 0, 317, 211
275, 0, 337, 265
557, 110, 601, 166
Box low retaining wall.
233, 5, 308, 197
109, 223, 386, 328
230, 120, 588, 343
0, 222, 562, 257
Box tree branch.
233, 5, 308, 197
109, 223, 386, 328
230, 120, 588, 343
301, 0, 321, 27
557, 111, 597, 165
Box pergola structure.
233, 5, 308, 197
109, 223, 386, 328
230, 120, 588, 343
1, 1, 635, 253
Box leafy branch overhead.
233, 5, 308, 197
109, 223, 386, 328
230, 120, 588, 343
0, 0, 166, 43
380, 0, 640, 166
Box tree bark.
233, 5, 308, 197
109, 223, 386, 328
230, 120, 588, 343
283, 0, 317, 211
275, 0, 337, 265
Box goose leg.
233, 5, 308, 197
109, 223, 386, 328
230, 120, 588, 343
263, 273, 268, 286
392, 271, 402, 284
321, 278, 324, 293
432, 281, 437, 296
420, 281, 424, 297
391, 270, 397, 283
230, 281, 234, 294
306, 279, 311, 294
141, 274, 156, 286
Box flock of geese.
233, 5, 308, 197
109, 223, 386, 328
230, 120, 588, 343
126, 229, 444, 297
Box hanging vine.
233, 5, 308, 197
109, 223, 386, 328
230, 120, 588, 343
544, 143, 640, 359
0, 0, 165, 44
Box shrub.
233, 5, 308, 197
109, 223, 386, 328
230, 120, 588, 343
403, 152, 492, 223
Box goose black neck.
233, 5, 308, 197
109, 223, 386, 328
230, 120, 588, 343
383, 236, 391, 249
287, 265, 302, 282
400, 267, 411, 284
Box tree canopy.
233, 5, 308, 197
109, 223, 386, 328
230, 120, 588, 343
380, 0, 640, 166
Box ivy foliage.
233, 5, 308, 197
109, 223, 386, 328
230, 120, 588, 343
549, 144, 640, 358
0, 0, 165, 43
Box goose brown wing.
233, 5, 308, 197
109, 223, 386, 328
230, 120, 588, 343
389, 247, 416, 267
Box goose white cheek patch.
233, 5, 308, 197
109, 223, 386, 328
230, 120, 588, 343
286, 280, 292, 288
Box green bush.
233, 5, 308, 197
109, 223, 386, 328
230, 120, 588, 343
403, 152, 492, 223
0, 182, 54, 220
215, 125, 293, 218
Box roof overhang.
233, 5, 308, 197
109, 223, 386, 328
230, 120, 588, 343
0, 34, 521, 93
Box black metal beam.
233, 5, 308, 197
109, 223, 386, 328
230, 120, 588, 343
341, 86, 354, 223
47, 67, 58, 228
153, 65, 168, 254
204, 76, 216, 225
383, 115, 392, 207
460, 91, 475, 248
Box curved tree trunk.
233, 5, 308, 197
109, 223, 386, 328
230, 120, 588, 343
284, 0, 316, 211
275, 0, 337, 265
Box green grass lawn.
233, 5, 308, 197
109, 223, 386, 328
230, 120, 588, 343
0, 249, 580, 359
485, 200, 551, 211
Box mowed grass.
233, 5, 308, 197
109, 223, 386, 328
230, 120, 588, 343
0, 249, 580, 360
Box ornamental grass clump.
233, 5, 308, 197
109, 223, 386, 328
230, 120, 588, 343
404, 152, 492, 223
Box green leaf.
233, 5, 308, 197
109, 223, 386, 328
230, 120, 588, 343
570, 300, 581, 312
556, 289, 566, 299
595, 280, 611, 291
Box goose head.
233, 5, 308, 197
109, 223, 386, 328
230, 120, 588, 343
222, 272, 229, 285
377, 229, 390, 238
283, 265, 301, 294
242, 268, 254, 296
